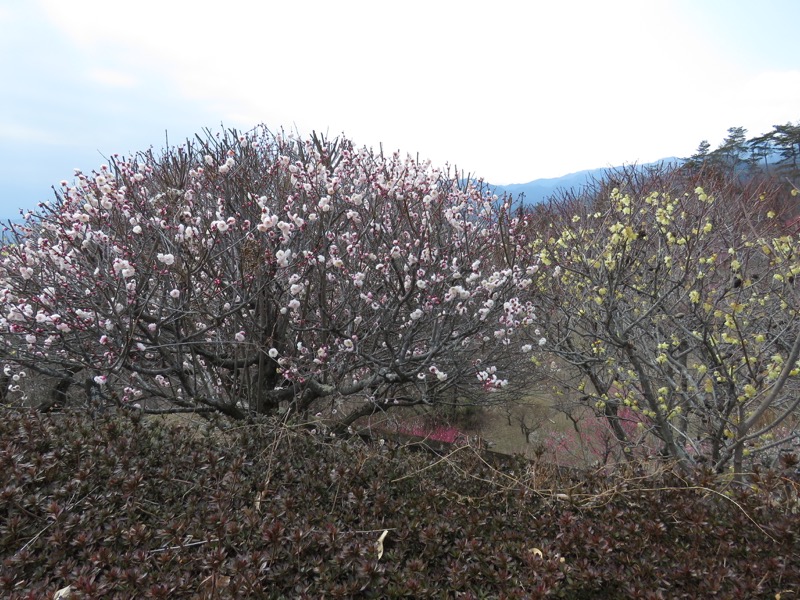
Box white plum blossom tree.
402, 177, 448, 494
0, 127, 542, 427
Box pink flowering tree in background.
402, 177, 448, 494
543, 407, 656, 468
0, 126, 542, 428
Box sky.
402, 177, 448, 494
1, 0, 799, 219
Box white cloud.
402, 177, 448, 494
732, 70, 800, 134
86, 67, 138, 88
28, 0, 800, 184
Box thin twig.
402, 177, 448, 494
16, 486, 100, 555
148, 538, 220, 554
390, 444, 469, 483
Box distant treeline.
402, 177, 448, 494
685, 122, 800, 179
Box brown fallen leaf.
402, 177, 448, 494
200, 574, 231, 592
376, 530, 388, 560
53, 585, 73, 599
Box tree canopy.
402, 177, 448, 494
0, 127, 542, 428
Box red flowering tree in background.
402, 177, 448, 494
0, 127, 542, 427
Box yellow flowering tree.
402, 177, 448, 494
531, 167, 800, 474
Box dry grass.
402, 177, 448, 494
466, 394, 573, 457
8, 371, 580, 461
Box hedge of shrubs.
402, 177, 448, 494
0, 408, 798, 598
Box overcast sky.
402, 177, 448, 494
1, 0, 799, 218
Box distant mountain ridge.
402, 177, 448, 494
1, 158, 684, 222
489, 157, 684, 205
